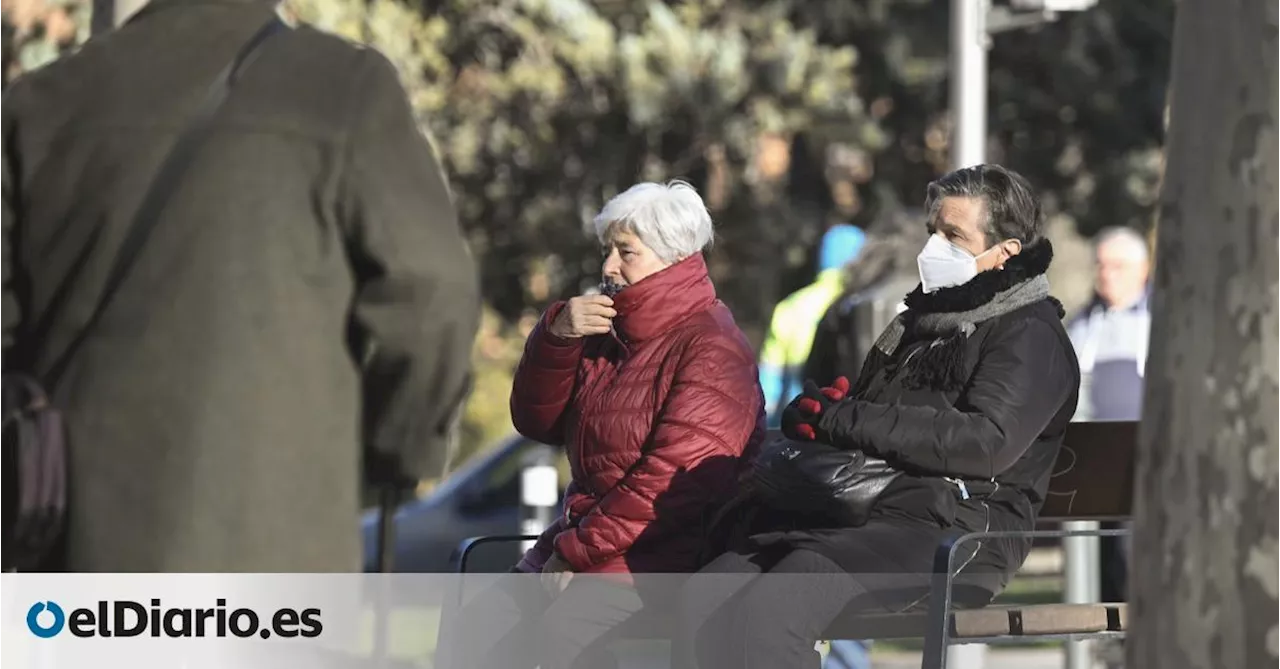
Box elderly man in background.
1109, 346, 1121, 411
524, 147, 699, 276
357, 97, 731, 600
1066, 226, 1151, 643
1067, 227, 1152, 423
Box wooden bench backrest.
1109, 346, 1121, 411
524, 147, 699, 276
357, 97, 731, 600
1040, 420, 1138, 521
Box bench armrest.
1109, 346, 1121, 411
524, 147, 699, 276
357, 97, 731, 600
920, 525, 1132, 667
453, 535, 541, 573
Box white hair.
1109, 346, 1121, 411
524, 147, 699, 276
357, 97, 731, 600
1094, 226, 1150, 263
591, 180, 714, 263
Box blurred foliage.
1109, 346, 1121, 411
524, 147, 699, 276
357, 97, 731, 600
3, 0, 1175, 467
281, 0, 891, 465
282, 0, 886, 343
2, 0, 89, 85
780, 0, 1173, 240
455, 307, 532, 467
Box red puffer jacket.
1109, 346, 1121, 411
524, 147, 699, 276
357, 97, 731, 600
511, 254, 766, 574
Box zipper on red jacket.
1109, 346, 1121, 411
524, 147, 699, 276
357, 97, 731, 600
609, 325, 631, 357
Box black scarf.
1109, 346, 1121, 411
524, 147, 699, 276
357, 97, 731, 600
887, 240, 1063, 391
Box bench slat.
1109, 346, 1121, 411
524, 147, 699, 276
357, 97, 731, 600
1013, 604, 1109, 635
807, 604, 1127, 640
952, 608, 1012, 638
616, 604, 1123, 641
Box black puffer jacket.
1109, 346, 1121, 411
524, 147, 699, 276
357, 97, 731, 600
738, 241, 1080, 598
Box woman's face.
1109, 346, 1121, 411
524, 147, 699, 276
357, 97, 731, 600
601, 228, 672, 289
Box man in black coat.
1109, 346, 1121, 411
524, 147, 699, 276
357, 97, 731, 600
676, 164, 1081, 669
1, 0, 480, 571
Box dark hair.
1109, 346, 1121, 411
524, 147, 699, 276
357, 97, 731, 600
924, 164, 1044, 247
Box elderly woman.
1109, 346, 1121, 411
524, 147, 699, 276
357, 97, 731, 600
439, 180, 765, 669
674, 164, 1081, 669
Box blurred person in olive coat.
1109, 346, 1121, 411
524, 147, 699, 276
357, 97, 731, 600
1, 0, 480, 572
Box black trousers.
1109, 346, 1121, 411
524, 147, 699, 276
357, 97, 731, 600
673, 519, 1001, 669
673, 548, 880, 669
436, 573, 644, 669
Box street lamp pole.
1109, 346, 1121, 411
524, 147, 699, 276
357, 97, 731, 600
951, 0, 989, 170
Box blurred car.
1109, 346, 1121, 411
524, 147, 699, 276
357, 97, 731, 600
360, 433, 563, 573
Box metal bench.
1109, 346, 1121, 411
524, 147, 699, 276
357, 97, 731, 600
453, 420, 1137, 669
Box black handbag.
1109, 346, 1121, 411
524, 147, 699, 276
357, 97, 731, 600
750, 432, 902, 527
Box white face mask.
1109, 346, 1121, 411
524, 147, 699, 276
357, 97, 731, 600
917, 234, 998, 293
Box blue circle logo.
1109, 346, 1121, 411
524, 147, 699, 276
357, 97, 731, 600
27, 601, 65, 638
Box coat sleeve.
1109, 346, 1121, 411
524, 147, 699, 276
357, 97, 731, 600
509, 301, 583, 446
819, 317, 1076, 479
554, 335, 764, 571
338, 51, 481, 487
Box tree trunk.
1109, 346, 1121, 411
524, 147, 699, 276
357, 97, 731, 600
1130, 1, 1278, 668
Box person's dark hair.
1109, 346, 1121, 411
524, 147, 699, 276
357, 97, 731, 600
924, 164, 1044, 247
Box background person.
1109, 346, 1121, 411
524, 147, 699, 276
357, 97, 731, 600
1, 0, 480, 572
803, 211, 928, 390
757, 224, 866, 425
1068, 226, 1152, 423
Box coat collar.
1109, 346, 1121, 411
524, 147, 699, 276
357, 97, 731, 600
610, 254, 717, 343
903, 239, 1056, 315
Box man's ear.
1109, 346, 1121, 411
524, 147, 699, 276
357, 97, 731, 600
1002, 238, 1023, 259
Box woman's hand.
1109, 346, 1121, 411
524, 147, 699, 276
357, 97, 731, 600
549, 295, 617, 339
781, 377, 851, 441
541, 552, 575, 594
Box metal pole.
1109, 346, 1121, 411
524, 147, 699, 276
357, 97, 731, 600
372, 487, 398, 668
519, 444, 560, 558
948, 2, 988, 667
1063, 522, 1101, 669
951, 0, 988, 170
